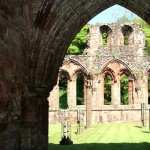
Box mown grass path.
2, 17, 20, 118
49, 123, 150, 150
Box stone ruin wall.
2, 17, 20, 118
49, 23, 150, 126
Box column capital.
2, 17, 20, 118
85, 79, 93, 88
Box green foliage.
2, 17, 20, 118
116, 15, 131, 24
148, 76, 150, 104
59, 88, 68, 109
102, 33, 108, 46
76, 75, 84, 105
124, 35, 129, 45
104, 75, 112, 105
104, 74, 129, 105
59, 74, 84, 108
120, 75, 129, 105
67, 25, 89, 54
133, 19, 150, 55
59, 78, 68, 109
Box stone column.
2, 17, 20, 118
139, 75, 149, 125
132, 81, 137, 104
128, 79, 133, 104
84, 81, 87, 105
91, 79, 97, 124
67, 77, 77, 109
92, 79, 98, 109
85, 79, 93, 127
48, 82, 59, 110
97, 77, 104, 105
21, 87, 49, 150
0, 79, 22, 150
89, 26, 101, 50
136, 75, 148, 104
91, 77, 104, 123
143, 75, 148, 105
111, 77, 120, 105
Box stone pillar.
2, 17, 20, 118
128, 80, 133, 104
21, 88, 49, 150
148, 73, 150, 104
89, 26, 101, 49
91, 79, 97, 124
143, 75, 148, 105
67, 77, 77, 109
111, 77, 120, 105
132, 81, 137, 104
92, 79, 98, 109
85, 79, 93, 127
91, 77, 104, 123
138, 75, 149, 125
84, 81, 87, 105
97, 77, 104, 105
48, 82, 59, 110
0, 79, 22, 150
136, 75, 148, 104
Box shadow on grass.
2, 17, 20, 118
142, 131, 150, 134
134, 126, 142, 129
49, 143, 150, 150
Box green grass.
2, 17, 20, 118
49, 123, 150, 150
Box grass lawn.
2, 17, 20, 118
49, 122, 150, 150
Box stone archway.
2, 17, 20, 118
1, 1, 150, 150
100, 59, 136, 105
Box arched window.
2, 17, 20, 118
76, 72, 84, 105
120, 74, 129, 105
59, 70, 70, 109
121, 25, 133, 45
104, 74, 112, 105
100, 25, 112, 46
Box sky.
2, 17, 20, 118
88, 4, 139, 24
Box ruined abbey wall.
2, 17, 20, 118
49, 23, 150, 126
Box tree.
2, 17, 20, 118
67, 25, 89, 54
116, 15, 131, 24
104, 75, 112, 105
133, 18, 150, 55
121, 75, 129, 105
